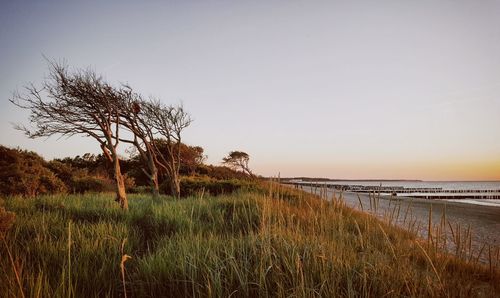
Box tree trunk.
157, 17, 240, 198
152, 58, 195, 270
151, 169, 159, 198
113, 157, 128, 211
170, 174, 180, 199
148, 157, 160, 198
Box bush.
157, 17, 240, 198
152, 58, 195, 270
124, 175, 136, 191
129, 186, 153, 194
161, 176, 254, 197
0, 146, 67, 197
194, 164, 250, 180
0, 200, 15, 239
72, 176, 114, 193
46, 160, 79, 187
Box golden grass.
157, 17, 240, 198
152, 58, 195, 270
0, 184, 498, 297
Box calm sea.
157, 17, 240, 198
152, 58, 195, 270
305, 180, 500, 207
320, 180, 500, 190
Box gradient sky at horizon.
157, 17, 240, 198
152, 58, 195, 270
1, 0, 500, 180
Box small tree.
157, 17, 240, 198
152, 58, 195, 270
10, 61, 130, 210
222, 151, 254, 177
142, 101, 192, 198
118, 96, 161, 198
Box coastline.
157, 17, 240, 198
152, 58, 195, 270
301, 186, 500, 263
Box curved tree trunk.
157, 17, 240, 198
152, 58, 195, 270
114, 157, 128, 211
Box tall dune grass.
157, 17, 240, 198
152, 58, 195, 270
1, 185, 499, 297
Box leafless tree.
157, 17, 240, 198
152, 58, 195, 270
142, 100, 192, 198
10, 61, 130, 210
222, 151, 254, 177
118, 95, 160, 198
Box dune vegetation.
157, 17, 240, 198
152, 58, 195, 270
1, 182, 499, 297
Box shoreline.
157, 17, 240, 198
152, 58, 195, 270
301, 186, 500, 263
444, 198, 500, 207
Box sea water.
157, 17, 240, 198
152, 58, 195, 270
321, 180, 500, 190
312, 180, 500, 207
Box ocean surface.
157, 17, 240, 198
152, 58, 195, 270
313, 180, 500, 190
302, 180, 500, 207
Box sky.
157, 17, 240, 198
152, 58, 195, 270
1, 0, 500, 180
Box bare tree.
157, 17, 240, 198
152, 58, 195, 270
10, 61, 130, 210
118, 96, 160, 198
222, 151, 254, 177
143, 100, 192, 198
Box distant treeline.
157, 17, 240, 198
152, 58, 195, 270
0, 144, 251, 198
281, 177, 423, 182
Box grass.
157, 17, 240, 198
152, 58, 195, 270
1, 184, 499, 297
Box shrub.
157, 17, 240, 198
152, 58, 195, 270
194, 164, 250, 180
129, 185, 153, 194
72, 176, 114, 193
124, 175, 136, 191
0, 146, 67, 197
161, 176, 254, 197
46, 160, 79, 187
0, 200, 15, 239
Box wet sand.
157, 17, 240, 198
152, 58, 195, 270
301, 186, 500, 261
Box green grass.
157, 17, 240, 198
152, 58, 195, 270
1, 185, 499, 297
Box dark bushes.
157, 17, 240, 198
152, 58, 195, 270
0, 145, 137, 196
0, 144, 253, 198
0, 200, 15, 239
194, 164, 250, 180
72, 176, 113, 193
0, 146, 67, 197
162, 176, 254, 197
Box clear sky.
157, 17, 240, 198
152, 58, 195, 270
1, 0, 499, 180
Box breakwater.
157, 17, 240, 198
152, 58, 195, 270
284, 181, 500, 199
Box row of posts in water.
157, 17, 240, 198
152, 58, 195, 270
285, 182, 500, 199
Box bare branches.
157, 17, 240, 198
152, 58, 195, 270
142, 100, 192, 143
11, 59, 192, 200
10, 62, 129, 148
10, 60, 130, 209
140, 100, 192, 197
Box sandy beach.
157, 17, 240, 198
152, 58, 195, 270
301, 186, 500, 262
